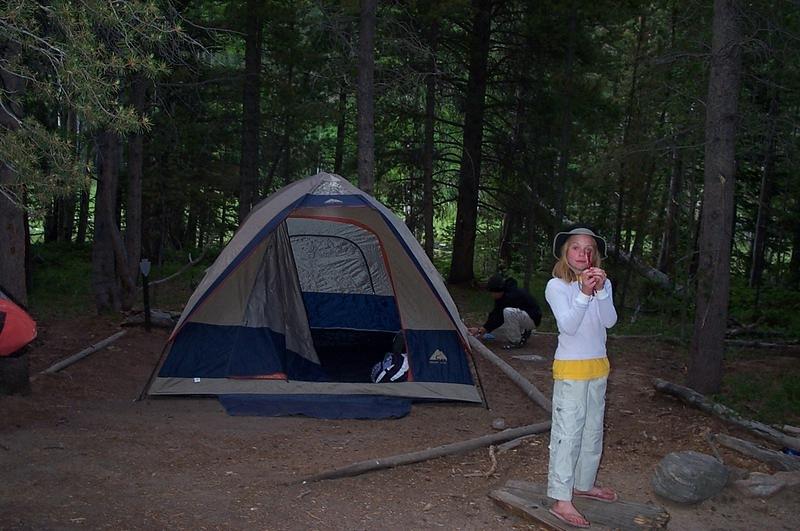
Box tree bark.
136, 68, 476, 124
555, 5, 577, 223
657, 135, 684, 275
122, 75, 147, 310
422, 20, 438, 260
791, 210, 800, 284
334, 81, 347, 175
613, 14, 647, 261
237, 0, 263, 223
448, 0, 492, 284
748, 95, 778, 290
0, 41, 28, 304
92, 130, 123, 312
357, 0, 376, 194
688, 0, 742, 394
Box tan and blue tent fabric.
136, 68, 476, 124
148, 173, 482, 408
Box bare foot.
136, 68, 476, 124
549, 500, 590, 528
573, 485, 618, 502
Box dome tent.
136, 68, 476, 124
146, 173, 481, 417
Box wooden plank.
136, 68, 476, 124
488, 489, 567, 530
495, 480, 669, 530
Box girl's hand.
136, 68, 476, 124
580, 271, 597, 295
589, 267, 607, 288
580, 268, 606, 295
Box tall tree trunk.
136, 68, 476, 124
448, 0, 492, 284
790, 207, 800, 284
92, 131, 123, 312
0, 42, 27, 304
75, 188, 90, 245
617, 159, 657, 314
357, 0, 377, 194
422, 20, 438, 259
44, 199, 59, 242
237, 0, 263, 223
614, 14, 647, 259
121, 75, 147, 310
748, 95, 778, 290
57, 111, 78, 242
498, 211, 516, 270
334, 81, 347, 175
688, 0, 742, 394
555, 4, 577, 222
658, 135, 684, 275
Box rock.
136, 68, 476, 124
491, 418, 507, 430
651, 451, 729, 504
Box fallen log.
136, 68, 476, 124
653, 378, 800, 452
734, 471, 800, 498
297, 421, 551, 484
713, 434, 800, 471
496, 434, 539, 454
725, 338, 800, 349
121, 309, 179, 329
468, 336, 551, 413
783, 425, 800, 436
34, 330, 128, 378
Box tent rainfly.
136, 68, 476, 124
147, 173, 482, 413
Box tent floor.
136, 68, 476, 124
311, 329, 399, 383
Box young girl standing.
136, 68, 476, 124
545, 225, 618, 528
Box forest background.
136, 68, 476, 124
1, 0, 799, 412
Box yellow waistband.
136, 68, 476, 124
552, 357, 610, 380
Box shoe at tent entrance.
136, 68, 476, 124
143, 172, 484, 419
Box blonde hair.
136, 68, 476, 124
551, 237, 601, 282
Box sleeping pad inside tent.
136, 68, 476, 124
146, 173, 482, 418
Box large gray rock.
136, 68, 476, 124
651, 451, 729, 503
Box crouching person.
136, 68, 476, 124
468, 274, 542, 349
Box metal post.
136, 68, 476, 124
140, 259, 151, 332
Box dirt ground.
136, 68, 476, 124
2, 313, 799, 530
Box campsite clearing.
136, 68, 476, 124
1, 313, 799, 530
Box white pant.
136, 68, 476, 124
492, 307, 535, 342
547, 377, 607, 501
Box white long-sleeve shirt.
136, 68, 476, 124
545, 277, 618, 361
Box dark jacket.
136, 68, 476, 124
482, 278, 542, 332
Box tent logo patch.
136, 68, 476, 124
429, 349, 448, 363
